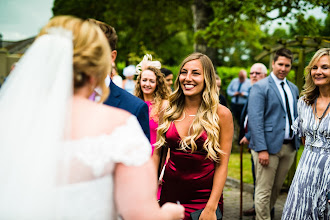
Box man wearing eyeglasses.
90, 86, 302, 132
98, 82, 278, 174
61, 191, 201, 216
248, 48, 299, 220
239, 63, 267, 217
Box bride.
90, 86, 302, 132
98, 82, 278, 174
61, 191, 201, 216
0, 16, 184, 220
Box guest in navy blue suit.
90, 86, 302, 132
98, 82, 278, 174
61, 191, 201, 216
105, 80, 150, 140
88, 18, 150, 141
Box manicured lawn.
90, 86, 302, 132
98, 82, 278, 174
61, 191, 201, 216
228, 146, 304, 184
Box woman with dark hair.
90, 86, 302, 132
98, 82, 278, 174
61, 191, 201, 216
161, 67, 174, 92
282, 48, 330, 219
153, 52, 233, 219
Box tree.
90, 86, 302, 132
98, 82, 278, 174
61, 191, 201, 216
103, 0, 194, 65
320, 13, 330, 36
289, 14, 323, 37
53, 0, 194, 65
52, 0, 329, 66
191, 0, 218, 63
195, 0, 329, 66
52, 0, 108, 21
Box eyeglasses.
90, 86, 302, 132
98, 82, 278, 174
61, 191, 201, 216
250, 72, 261, 75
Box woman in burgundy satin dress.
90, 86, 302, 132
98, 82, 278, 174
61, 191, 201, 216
153, 53, 233, 220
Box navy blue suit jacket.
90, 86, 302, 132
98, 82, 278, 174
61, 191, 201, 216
239, 101, 251, 145
104, 81, 150, 141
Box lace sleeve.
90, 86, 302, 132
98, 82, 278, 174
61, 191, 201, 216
110, 115, 151, 166
291, 97, 304, 137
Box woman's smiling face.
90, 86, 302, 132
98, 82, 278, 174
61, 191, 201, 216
140, 69, 157, 95
179, 59, 204, 97
311, 55, 330, 88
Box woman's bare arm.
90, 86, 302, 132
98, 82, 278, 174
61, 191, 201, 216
200, 105, 233, 219
114, 160, 184, 220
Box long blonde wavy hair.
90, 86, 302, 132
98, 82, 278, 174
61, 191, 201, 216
156, 53, 223, 162
134, 66, 169, 122
38, 16, 111, 102
302, 48, 330, 105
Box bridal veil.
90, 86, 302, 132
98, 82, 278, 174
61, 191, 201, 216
0, 28, 73, 218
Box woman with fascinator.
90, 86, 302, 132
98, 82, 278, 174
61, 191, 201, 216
153, 53, 233, 219
134, 55, 170, 154
0, 16, 184, 219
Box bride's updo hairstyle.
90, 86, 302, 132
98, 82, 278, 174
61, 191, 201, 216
38, 16, 111, 102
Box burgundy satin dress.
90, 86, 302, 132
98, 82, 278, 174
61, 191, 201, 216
159, 122, 223, 220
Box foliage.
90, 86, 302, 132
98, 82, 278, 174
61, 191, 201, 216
197, 0, 329, 66
53, 0, 194, 66
103, 0, 194, 65
216, 66, 246, 92
321, 14, 330, 36
164, 64, 296, 94
52, 0, 329, 67
289, 14, 324, 37
52, 0, 108, 20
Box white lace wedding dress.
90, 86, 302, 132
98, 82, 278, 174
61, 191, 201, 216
56, 116, 151, 220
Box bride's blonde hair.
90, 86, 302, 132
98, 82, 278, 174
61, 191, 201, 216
156, 53, 223, 162
38, 16, 111, 102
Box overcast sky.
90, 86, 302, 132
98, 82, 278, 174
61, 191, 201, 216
0, 0, 54, 41
0, 0, 327, 41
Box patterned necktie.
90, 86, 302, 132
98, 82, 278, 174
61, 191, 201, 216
280, 82, 293, 137
235, 82, 242, 103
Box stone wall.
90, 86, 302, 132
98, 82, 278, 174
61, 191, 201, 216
0, 49, 20, 84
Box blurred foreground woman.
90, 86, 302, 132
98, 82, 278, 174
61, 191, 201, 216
0, 16, 184, 220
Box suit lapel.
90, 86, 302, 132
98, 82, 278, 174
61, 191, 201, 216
109, 81, 121, 107
286, 80, 298, 117
268, 76, 285, 111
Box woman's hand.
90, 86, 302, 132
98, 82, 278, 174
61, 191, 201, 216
160, 202, 185, 220
199, 208, 216, 220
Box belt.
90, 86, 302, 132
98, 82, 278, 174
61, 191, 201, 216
283, 139, 293, 144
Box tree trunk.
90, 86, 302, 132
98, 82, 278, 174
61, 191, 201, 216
191, 0, 218, 65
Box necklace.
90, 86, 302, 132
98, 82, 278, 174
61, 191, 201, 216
311, 97, 330, 145
313, 97, 330, 120
186, 110, 196, 117
185, 109, 197, 117
174, 111, 186, 122
174, 111, 196, 122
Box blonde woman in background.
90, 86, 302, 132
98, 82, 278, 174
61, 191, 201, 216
282, 48, 330, 219
0, 16, 184, 220
153, 52, 233, 220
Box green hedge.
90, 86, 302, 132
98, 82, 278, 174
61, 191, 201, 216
116, 62, 297, 94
